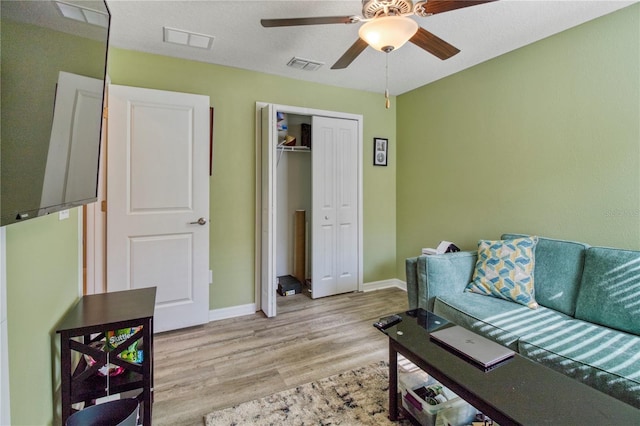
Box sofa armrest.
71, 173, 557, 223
405, 257, 419, 309
416, 251, 477, 311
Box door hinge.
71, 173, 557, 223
101, 200, 107, 212
103, 106, 108, 119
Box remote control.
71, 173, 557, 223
373, 314, 402, 331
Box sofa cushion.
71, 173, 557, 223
502, 234, 588, 316
519, 320, 640, 409
434, 293, 573, 350
466, 237, 539, 309
575, 247, 640, 336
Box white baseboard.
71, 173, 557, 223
208, 282, 406, 322
209, 303, 257, 322
362, 279, 406, 292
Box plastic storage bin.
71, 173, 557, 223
399, 370, 476, 426
436, 402, 478, 426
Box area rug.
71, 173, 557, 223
204, 361, 412, 425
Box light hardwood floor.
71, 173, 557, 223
151, 287, 409, 425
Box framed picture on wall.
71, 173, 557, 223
373, 137, 388, 166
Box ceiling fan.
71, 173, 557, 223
261, 0, 496, 70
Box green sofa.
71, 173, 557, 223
405, 234, 640, 409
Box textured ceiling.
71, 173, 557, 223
102, 1, 635, 95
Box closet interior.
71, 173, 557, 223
275, 112, 312, 301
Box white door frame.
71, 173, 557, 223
84, 108, 108, 295
254, 102, 363, 316
85, 74, 110, 295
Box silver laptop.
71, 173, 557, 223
430, 326, 515, 371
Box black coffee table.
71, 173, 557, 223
385, 309, 640, 425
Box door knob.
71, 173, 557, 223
190, 217, 207, 225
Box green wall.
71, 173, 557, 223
107, 51, 398, 309
396, 4, 640, 276
5, 211, 80, 425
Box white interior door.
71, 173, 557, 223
40, 72, 102, 214
312, 116, 359, 298
107, 85, 210, 333
260, 105, 276, 317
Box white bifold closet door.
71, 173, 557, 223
311, 116, 359, 299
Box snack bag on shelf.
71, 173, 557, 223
107, 326, 144, 364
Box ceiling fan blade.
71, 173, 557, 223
410, 27, 460, 60
261, 16, 355, 27
331, 38, 369, 70
424, 0, 496, 15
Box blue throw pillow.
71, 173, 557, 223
466, 237, 539, 309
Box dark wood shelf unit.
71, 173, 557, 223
56, 287, 156, 426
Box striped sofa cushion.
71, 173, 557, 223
519, 320, 640, 409
434, 292, 573, 350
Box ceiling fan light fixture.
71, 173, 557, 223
358, 16, 418, 52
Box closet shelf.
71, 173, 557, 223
277, 145, 311, 152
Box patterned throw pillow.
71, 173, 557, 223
466, 237, 539, 309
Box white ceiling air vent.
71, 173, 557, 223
54, 1, 109, 27
163, 27, 215, 49
287, 57, 324, 71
